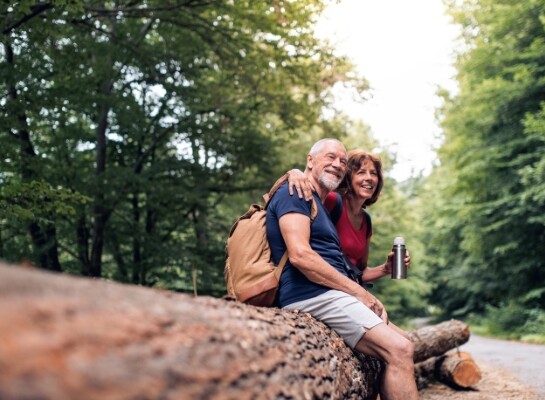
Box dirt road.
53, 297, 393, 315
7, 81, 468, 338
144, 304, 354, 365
419, 334, 545, 400
460, 335, 545, 397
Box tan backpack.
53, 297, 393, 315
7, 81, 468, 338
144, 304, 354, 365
224, 174, 317, 307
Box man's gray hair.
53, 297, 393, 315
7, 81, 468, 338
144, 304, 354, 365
309, 138, 345, 156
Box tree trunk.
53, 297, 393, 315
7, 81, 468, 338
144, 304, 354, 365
88, 11, 118, 278
415, 350, 482, 389
0, 262, 473, 399
0, 263, 382, 400
89, 87, 111, 277
5, 40, 61, 272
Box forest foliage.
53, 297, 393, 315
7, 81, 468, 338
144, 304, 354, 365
2, 1, 544, 337
420, 0, 545, 340
1, 0, 376, 295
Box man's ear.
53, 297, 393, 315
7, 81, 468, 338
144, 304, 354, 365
306, 154, 313, 170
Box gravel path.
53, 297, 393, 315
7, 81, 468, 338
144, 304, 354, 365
460, 335, 545, 397
419, 334, 545, 400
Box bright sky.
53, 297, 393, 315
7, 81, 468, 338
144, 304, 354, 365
316, 0, 460, 181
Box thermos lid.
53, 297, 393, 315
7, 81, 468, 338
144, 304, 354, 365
393, 236, 405, 245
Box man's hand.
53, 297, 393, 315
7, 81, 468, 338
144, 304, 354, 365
355, 289, 385, 320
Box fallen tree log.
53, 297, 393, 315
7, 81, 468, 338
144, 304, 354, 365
415, 350, 482, 389
0, 263, 382, 400
0, 262, 472, 399
408, 319, 471, 363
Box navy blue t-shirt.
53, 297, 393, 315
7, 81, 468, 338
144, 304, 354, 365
265, 183, 348, 307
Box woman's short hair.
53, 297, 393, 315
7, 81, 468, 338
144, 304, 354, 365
338, 149, 384, 208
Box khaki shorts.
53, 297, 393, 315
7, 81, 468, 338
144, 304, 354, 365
283, 289, 383, 349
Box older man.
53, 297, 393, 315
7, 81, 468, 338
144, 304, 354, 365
266, 138, 418, 400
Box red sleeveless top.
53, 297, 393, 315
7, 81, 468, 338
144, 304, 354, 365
324, 192, 372, 269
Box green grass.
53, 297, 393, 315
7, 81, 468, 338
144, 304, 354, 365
466, 321, 545, 345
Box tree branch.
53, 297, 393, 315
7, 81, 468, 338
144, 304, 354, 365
3, 3, 54, 35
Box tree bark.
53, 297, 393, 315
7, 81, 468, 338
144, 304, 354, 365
415, 350, 482, 389
408, 319, 471, 363
0, 263, 382, 400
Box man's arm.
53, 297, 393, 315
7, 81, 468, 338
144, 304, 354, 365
279, 212, 385, 319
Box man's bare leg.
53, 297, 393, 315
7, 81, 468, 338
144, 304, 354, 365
355, 323, 418, 400
387, 321, 411, 340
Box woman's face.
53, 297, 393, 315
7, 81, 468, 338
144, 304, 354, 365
350, 159, 379, 201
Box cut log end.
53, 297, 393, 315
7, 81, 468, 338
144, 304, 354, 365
415, 350, 482, 390
441, 351, 482, 388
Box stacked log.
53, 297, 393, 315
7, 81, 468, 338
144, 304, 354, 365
0, 262, 481, 399
409, 319, 470, 363
408, 319, 481, 389
415, 350, 482, 390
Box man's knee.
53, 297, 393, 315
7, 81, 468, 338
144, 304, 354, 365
390, 336, 414, 365
401, 337, 415, 359
357, 327, 415, 365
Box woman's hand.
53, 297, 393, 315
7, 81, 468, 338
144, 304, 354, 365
405, 250, 411, 269
383, 251, 394, 275
382, 249, 411, 277
286, 169, 314, 201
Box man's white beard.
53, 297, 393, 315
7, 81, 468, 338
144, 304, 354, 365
318, 171, 341, 191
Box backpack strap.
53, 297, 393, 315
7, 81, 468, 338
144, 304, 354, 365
329, 192, 343, 225
263, 173, 318, 221
263, 173, 318, 283
363, 210, 372, 239
274, 251, 289, 280
263, 173, 289, 204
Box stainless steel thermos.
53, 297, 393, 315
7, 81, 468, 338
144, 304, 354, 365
391, 236, 407, 279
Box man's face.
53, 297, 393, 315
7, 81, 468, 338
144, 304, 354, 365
308, 141, 347, 191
